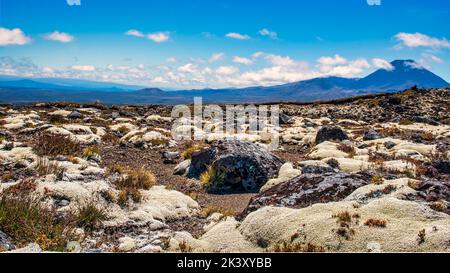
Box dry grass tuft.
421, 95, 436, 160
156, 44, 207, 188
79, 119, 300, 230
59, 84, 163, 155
399, 119, 414, 126
117, 125, 130, 135
272, 241, 326, 253
181, 143, 207, 159
112, 166, 157, 205
199, 165, 225, 191
75, 200, 107, 230
371, 175, 384, 185
364, 218, 387, 228
33, 133, 80, 157
178, 241, 192, 253
82, 146, 101, 158
34, 158, 66, 179
332, 211, 352, 223
101, 132, 119, 144
0, 192, 77, 251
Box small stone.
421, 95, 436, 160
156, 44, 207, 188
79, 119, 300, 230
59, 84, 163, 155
8, 243, 42, 253
162, 151, 180, 164
111, 112, 120, 120
279, 113, 294, 125
118, 237, 136, 252
0, 230, 16, 251
384, 141, 397, 149
68, 111, 83, 119
66, 241, 82, 253
363, 129, 382, 141
367, 241, 382, 253
174, 159, 191, 176
2, 142, 14, 151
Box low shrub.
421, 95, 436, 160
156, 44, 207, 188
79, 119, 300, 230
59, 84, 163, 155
75, 200, 107, 230
364, 218, 387, 228
272, 241, 325, 253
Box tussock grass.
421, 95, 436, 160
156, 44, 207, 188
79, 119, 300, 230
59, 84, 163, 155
364, 218, 387, 228
75, 200, 107, 230
0, 191, 77, 251
181, 143, 206, 159
82, 146, 101, 158
199, 165, 226, 191
101, 132, 119, 143
110, 166, 157, 205
33, 133, 80, 157
35, 158, 66, 179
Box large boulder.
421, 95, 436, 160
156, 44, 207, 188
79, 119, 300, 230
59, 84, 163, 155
315, 126, 349, 144
240, 172, 371, 218
188, 140, 284, 193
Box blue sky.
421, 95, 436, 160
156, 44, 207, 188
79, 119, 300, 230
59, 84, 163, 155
0, 0, 449, 88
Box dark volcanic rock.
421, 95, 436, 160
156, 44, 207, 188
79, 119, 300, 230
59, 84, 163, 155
68, 111, 82, 119
0, 230, 15, 251
240, 172, 371, 218
384, 141, 397, 149
412, 116, 440, 126
279, 113, 294, 125
415, 179, 450, 203
380, 96, 402, 107
301, 165, 336, 174
315, 126, 349, 144
188, 140, 284, 193
363, 129, 382, 141
432, 160, 450, 175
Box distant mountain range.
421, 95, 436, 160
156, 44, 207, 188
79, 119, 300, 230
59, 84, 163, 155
0, 76, 144, 92
0, 60, 448, 104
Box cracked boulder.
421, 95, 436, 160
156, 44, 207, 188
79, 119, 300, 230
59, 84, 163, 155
187, 140, 284, 193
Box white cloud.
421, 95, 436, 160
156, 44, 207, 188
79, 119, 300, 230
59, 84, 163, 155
425, 54, 443, 63
0, 54, 384, 89
405, 60, 424, 70
372, 58, 394, 71
209, 52, 224, 63
395, 32, 450, 49
252, 52, 264, 59
44, 31, 74, 43
317, 55, 371, 77
126, 29, 144, 38
147, 32, 170, 43
318, 54, 347, 66
71, 65, 96, 71
233, 56, 253, 65
266, 54, 296, 66
167, 57, 177, 63
177, 63, 197, 73
66, 0, 81, 6
258, 28, 278, 39
215, 66, 239, 76
225, 32, 250, 40
0, 28, 31, 46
